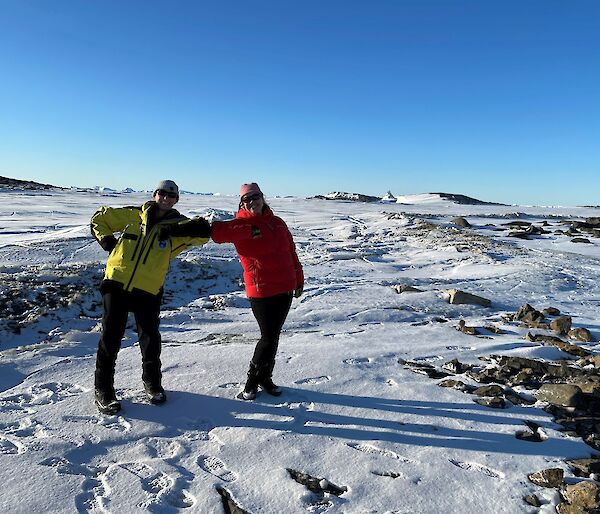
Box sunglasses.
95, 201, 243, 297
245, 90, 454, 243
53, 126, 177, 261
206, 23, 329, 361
155, 189, 178, 199
241, 193, 262, 204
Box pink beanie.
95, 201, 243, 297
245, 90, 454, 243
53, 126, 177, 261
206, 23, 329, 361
240, 182, 262, 198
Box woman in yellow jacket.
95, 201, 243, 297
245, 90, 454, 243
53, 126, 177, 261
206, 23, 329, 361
90, 180, 210, 414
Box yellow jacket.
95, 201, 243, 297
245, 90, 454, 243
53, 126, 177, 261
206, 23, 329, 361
90, 201, 208, 295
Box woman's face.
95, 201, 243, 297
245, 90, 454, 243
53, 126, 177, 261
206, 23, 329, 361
241, 192, 264, 214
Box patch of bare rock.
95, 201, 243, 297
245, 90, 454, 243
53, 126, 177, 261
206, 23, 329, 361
399, 301, 600, 511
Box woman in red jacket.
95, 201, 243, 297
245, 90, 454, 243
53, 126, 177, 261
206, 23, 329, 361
211, 183, 304, 400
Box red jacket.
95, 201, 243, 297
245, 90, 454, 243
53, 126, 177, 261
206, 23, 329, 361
211, 206, 304, 298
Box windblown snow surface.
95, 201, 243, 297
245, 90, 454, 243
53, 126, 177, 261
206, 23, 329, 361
0, 190, 599, 513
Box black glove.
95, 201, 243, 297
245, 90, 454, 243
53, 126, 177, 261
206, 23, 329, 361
157, 225, 172, 241
99, 235, 117, 252
294, 285, 304, 298
251, 225, 261, 238
169, 218, 211, 238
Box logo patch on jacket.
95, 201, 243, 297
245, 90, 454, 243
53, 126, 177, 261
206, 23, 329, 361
158, 240, 168, 249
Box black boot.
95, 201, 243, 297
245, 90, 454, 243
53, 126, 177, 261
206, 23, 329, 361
241, 361, 260, 400
143, 382, 167, 404
94, 387, 121, 415
257, 360, 282, 396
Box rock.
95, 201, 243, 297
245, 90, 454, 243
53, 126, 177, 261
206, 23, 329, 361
445, 289, 491, 307
567, 457, 600, 478
441, 359, 474, 374
525, 332, 591, 357
457, 319, 480, 335
519, 321, 550, 329
586, 217, 600, 227
451, 216, 471, 228
527, 467, 564, 488
508, 231, 530, 239
438, 379, 476, 392
516, 421, 547, 442
393, 284, 423, 294
473, 385, 505, 397
286, 468, 347, 496
515, 303, 545, 323
484, 324, 504, 334
571, 237, 592, 243
543, 307, 561, 316
474, 397, 506, 409
551, 316, 573, 335
523, 494, 542, 507
568, 328, 594, 343
399, 359, 452, 379
559, 481, 600, 512
536, 384, 582, 407
216, 486, 250, 514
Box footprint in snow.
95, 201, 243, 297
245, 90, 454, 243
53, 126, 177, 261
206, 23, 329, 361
123, 462, 196, 509
0, 382, 85, 409
179, 417, 216, 442
347, 442, 414, 463
294, 376, 331, 385
342, 357, 372, 366
0, 417, 47, 439
198, 455, 237, 482
448, 459, 504, 479
218, 382, 243, 390
0, 436, 26, 455
145, 437, 186, 460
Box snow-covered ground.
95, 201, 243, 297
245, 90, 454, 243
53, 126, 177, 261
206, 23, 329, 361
0, 190, 599, 513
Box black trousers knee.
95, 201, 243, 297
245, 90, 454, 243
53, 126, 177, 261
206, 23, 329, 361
249, 293, 292, 367
95, 287, 162, 391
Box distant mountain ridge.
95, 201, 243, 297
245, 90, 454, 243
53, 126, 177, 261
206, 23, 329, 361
0, 176, 63, 190
313, 190, 506, 205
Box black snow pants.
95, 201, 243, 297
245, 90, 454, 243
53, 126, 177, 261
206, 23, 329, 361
249, 292, 293, 367
94, 286, 163, 392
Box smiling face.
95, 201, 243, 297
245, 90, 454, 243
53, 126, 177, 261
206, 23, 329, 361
153, 189, 178, 213
240, 192, 264, 214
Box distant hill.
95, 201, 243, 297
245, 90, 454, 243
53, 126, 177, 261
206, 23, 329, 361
0, 176, 64, 191
313, 190, 507, 205
431, 192, 507, 206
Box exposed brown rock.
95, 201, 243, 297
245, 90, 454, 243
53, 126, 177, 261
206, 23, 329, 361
393, 284, 424, 294
567, 457, 600, 478
445, 289, 491, 307
543, 307, 561, 316
515, 304, 545, 323
474, 397, 506, 409
456, 319, 480, 335
568, 328, 594, 343
559, 481, 600, 513
451, 216, 471, 228
551, 316, 573, 335
536, 383, 582, 407
527, 467, 564, 488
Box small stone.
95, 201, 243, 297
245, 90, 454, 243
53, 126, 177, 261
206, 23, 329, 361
445, 289, 491, 307
523, 494, 542, 507
473, 385, 505, 397
535, 384, 582, 408
568, 328, 594, 343
474, 397, 506, 409
543, 307, 561, 316
393, 284, 424, 294
451, 216, 471, 228
551, 316, 573, 335
567, 458, 600, 478
527, 467, 564, 488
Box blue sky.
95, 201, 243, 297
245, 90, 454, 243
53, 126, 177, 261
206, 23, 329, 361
1, 1, 599, 205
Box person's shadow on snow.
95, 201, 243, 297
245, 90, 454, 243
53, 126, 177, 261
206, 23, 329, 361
118, 387, 580, 458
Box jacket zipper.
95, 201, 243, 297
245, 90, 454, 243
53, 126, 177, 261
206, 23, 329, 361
124, 225, 154, 291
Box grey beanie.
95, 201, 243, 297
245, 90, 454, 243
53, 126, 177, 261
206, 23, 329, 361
154, 179, 179, 196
